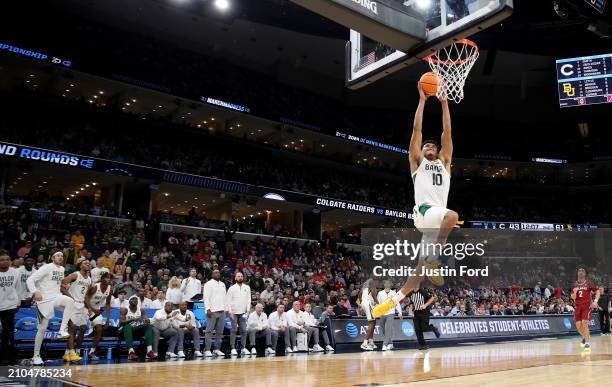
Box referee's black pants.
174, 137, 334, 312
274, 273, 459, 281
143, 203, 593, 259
414, 312, 435, 346
600, 309, 610, 333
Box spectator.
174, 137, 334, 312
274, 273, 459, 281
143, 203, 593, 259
71, 230, 85, 257
166, 276, 182, 307
249, 271, 265, 293
180, 268, 202, 302
260, 283, 274, 302
333, 297, 350, 316
247, 303, 275, 355
91, 257, 111, 284
17, 241, 32, 258
151, 291, 166, 310
111, 290, 129, 309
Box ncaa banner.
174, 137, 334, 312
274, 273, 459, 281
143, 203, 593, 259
331, 314, 601, 344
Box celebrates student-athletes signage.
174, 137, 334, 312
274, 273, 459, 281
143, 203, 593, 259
331, 314, 600, 344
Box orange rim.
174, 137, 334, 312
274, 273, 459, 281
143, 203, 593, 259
424, 39, 479, 65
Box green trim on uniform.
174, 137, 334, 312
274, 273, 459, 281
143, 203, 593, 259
418, 204, 432, 216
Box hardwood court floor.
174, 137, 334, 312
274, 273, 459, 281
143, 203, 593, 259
66, 336, 612, 387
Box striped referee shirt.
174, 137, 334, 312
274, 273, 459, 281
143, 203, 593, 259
410, 289, 431, 314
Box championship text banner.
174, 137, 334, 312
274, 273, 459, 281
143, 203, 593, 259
0, 141, 410, 219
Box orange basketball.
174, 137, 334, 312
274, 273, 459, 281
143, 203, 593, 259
419, 72, 439, 97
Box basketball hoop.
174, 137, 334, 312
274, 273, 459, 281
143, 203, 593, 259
424, 39, 479, 103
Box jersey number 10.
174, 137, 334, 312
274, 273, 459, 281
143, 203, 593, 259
432, 173, 443, 186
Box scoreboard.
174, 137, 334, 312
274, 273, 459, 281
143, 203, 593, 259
468, 221, 597, 231
556, 53, 612, 107
583, 0, 607, 13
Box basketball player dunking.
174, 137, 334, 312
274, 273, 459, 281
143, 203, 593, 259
571, 267, 600, 354
373, 83, 458, 318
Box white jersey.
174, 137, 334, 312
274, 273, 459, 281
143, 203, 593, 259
69, 271, 92, 304
361, 287, 375, 307
26, 262, 64, 300
90, 283, 111, 309
412, 158, 450, 208
17, 266, 35, 301
125, 306, 143, 327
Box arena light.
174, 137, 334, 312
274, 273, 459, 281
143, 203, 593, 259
415, 0, 431, 9
214, 0, 230, 11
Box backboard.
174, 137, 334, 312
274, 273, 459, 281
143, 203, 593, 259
346, 0, 514, 89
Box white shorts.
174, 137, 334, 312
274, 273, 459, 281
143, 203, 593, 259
362, 302, 375, 322
35, 295, 72, 321
413, 205, 450, 231
90, 312, 104, 326
70, 305, 88, 327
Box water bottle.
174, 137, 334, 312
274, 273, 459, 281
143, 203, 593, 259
107, 345, 113, 361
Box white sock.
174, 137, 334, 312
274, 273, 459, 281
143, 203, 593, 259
392, 290, 407, 304
147, 345, 153, 352
69, 349, 75, 355
89, 347, 96, 353
59, 296, 76, 332
34, 319, 49, 357
129, 348, 135, 353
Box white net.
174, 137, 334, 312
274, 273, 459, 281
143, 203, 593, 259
425, 39, 479, 103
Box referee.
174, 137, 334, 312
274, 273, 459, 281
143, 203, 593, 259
409, 287, 440, 350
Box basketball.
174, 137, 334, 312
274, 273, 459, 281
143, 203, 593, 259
419, 72, 439, 96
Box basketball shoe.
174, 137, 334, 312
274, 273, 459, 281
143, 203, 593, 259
372, 298, 396, 319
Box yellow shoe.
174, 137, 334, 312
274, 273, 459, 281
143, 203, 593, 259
424, 259, 445, 286
583, 344, 591, 354
580, 339, 586, 348
69, 352, 82, 362
372, 298, 395, 319
62, 353, 71, 362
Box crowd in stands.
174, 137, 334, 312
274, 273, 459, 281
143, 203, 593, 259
2, 200, 597, 322
2, 194, 610, 364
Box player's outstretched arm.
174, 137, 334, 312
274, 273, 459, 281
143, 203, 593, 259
439, 94, 453, 169
409, 84, 427, 171
61, 272, 78, 298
